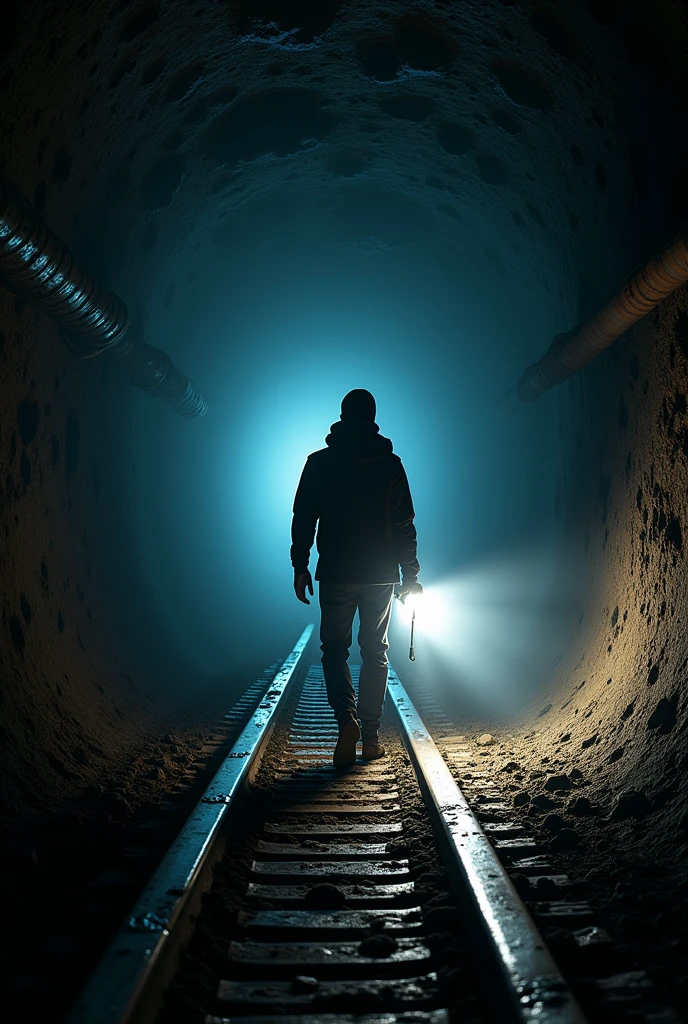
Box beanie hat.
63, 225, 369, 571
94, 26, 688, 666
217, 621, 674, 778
340, 389, 376, 423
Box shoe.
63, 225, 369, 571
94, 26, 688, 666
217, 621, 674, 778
333, 717, 361, 770
361, 741, 386, 760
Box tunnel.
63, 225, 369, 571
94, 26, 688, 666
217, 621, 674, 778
1, 1, 687, 1020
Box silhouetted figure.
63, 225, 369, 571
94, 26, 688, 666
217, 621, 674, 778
291, 389, 422, 769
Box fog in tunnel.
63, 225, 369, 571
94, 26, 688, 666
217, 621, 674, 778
133, 206, 562, 691
2, 0, 688, 1017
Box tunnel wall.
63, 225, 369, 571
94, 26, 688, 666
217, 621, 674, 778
0, 277, 214, 825
2, 282, 124, 819
0, 151, 218, 827
517, 288, 688, 851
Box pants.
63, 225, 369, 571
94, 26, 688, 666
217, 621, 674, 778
319, 582, 395, 741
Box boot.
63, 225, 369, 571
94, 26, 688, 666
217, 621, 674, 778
333, 716, 361, 770
362, 740, 386, 760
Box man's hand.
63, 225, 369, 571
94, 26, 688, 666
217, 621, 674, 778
397, 580, 423, 604
294, 570, 314, 605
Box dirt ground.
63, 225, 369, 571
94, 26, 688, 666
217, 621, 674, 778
442, 718, 688, 1019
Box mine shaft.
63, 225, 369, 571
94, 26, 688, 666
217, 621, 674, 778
1, 3, 687, 1023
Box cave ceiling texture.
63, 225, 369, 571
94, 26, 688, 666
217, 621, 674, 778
1, 0, 688, 1020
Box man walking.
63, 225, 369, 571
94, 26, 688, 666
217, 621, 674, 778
291, 389, 422, 769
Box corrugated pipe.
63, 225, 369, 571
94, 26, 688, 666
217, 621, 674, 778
0, 175, 207, 419
500, 221, 688, 413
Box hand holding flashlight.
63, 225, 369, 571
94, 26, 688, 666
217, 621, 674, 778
397, 581, 423, 606
395, 581, 424, 660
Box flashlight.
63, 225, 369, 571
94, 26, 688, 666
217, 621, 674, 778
395, 587, 422, 661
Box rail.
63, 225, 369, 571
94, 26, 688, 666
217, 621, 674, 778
66, 624, 313, 1024
388, 669, 587, 1023
65, 633, 599, 1024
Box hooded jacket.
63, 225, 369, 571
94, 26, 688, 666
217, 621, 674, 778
290, 420, 420, 585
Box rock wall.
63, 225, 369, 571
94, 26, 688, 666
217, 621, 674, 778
0, 260, 216, 826
516, 287, 688, 851
474, 290, 688, 1009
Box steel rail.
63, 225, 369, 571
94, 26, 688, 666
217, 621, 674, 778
387, 667, 588, 1024
0, 174, 207, 418
500, 220, 688, 413
66, 624, 314, 1024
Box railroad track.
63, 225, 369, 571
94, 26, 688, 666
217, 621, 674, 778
67, 625, 650, 1024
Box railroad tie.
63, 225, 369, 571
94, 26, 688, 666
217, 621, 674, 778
215, 668, 441, 1020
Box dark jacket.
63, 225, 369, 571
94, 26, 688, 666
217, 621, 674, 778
290, 420, 420, 585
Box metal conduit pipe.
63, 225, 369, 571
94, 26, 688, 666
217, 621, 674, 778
0, 175, 207, 419
500, 221, 688, 413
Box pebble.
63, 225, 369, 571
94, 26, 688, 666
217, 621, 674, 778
544, 774, 574, 792
568, 796, 594, 816
513, 792, 530, 807
358, 932, 399, 957
304, 883, 346, 909
532, 794, 560, 810
611, 790, 652, 821
102, 791, 132, 819
535, 875, 561, 897
476, 733, 495, 746
574, 925, 610, 946
292, 976, 319, 992
542, 813, 567, 833
511, 872, 531, 897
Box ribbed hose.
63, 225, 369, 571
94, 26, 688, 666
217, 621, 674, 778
0, 175, 207, 418
110, 335, 208, 419
501, 221, 688, 412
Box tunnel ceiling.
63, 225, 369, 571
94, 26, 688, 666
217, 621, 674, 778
2, 0, 685, 340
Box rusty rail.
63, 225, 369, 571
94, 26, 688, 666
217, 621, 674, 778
0, 174, 207, 418
501, 221, 688, 412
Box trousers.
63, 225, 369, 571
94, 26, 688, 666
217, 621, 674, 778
319, 582, 395, 741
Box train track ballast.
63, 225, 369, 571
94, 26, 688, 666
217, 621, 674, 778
67, 626, 586, 1024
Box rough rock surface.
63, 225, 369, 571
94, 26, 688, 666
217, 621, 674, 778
2, 0, 688, 1017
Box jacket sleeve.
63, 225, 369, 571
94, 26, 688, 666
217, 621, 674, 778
391, 460, 420, 582
290, 456, 319, 573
